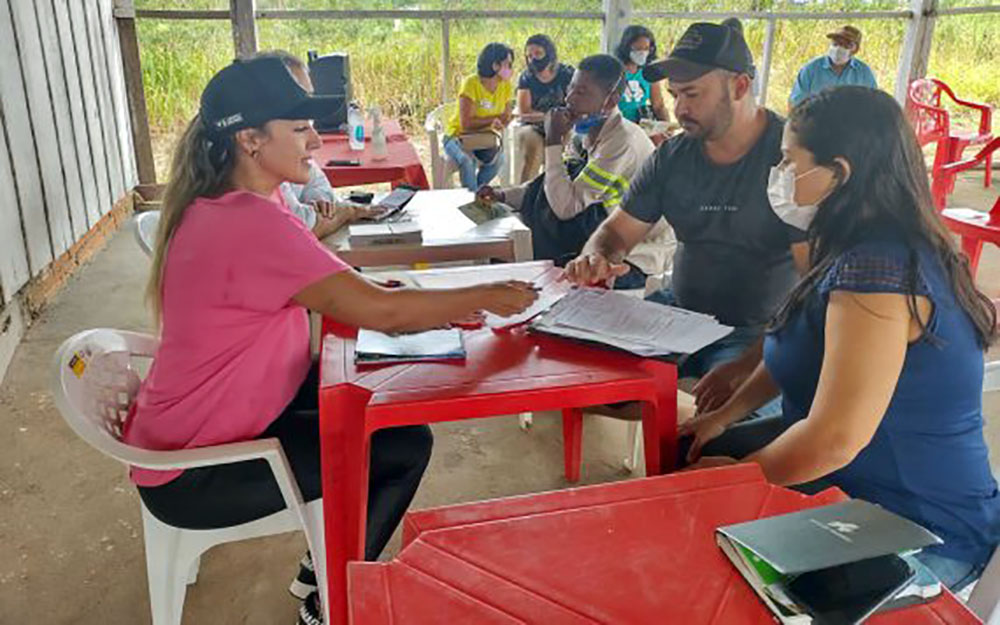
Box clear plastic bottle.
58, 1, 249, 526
370, 105, 387, 161
347, 103, 364, 151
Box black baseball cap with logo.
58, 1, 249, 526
643, 20, 756, 84
199, 56, 339, 135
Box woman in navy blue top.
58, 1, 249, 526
679, 87, 1000, 591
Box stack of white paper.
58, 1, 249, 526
411, 264, 569, 329
531, 288, 733, 357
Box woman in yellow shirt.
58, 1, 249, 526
444, 42, 515, 191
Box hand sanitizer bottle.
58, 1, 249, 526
348, 103, 364, 151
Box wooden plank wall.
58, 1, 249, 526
0, 0, 137, 303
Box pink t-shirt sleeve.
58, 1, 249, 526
233, 194, 349, 310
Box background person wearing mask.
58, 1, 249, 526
679, 88, 1000, 591
614, 25, 671, 124
565, 20, 808, 414
444, 42, 516, 191
479, 54, 672, 289
788, 25, 877, 108
515, 34, 575, 183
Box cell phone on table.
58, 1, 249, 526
349, 191, 374, 204
327, 158, 361, 167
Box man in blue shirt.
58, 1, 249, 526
788, 25, 878, 107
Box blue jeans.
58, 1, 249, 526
443, 136, 503, 191
915, 551, 986, 592
645, 287, 781, 419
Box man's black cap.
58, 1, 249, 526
643, 20, 756, 84
199, 56, 339, 135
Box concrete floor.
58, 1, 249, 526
1, 171, 998, 624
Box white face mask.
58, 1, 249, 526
828, 44, 851, 66
630, 49, 649, 67
767, 165, 826, 231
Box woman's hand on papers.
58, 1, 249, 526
563, 252, 630, 287
474, 281, 538, 317
678, 411, 731, 463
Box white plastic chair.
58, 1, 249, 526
50, 329, 330, 625
966, 360, 1000, 622
424, 103, 513, 190
133, 210, 160, 258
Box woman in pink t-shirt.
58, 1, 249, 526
126, 57, 536, 623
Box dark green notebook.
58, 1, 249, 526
717, 500, 942, 624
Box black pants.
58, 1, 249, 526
138, 362, 433, 561
678, 413, 834, 495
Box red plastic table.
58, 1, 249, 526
348, 464, 981, 624
318, 264, 679, 625
316, 119, 429, 189
319, 118, 407, 144
941, 202, 1000, 275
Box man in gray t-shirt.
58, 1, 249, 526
565, 20, 808, 411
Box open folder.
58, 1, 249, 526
530, 288, 734, 357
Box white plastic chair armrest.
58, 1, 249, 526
127, 438, 286, 471
128, 438, 306, 514
985, 361, 1000, 394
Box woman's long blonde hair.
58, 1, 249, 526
146, 115, 237, 326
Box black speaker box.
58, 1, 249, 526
308, 51, 351, 131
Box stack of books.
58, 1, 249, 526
348, 222, 422, 247
717, 500, 944, 624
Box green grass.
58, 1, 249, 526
135, 0, 1000, 175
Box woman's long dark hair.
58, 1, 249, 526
770, 87, 996, 347
614, 25, 657, 65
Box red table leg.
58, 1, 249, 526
562, 408, 583, 483
640, 361, 679, 476
319, 383, 373, 625
962, 236, 984, 274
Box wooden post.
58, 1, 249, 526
757, 17, 777, 107
895, 0, 937, 104
112, 1, 155, 184
440, 18, 450, 102
601, 0, 632, 55
230, 0, 257, 59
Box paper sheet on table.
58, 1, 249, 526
942, 208, 989, 222
485, 279, 573, 329
412, 264, 550, 290
533, 288, 733, 356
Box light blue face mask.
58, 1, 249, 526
572, 73, 624, 134
573, 113, 606, 134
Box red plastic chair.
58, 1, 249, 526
908, 78, 994, 195
935, 137, 1000, 274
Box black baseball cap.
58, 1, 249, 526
199, 56, 339, 135
644, 20, 756, 84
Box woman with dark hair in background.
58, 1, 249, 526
614, 25, 670, 124
443, 42, 516, 191
514, 34, 575, 182
680, 87, 1000, 591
